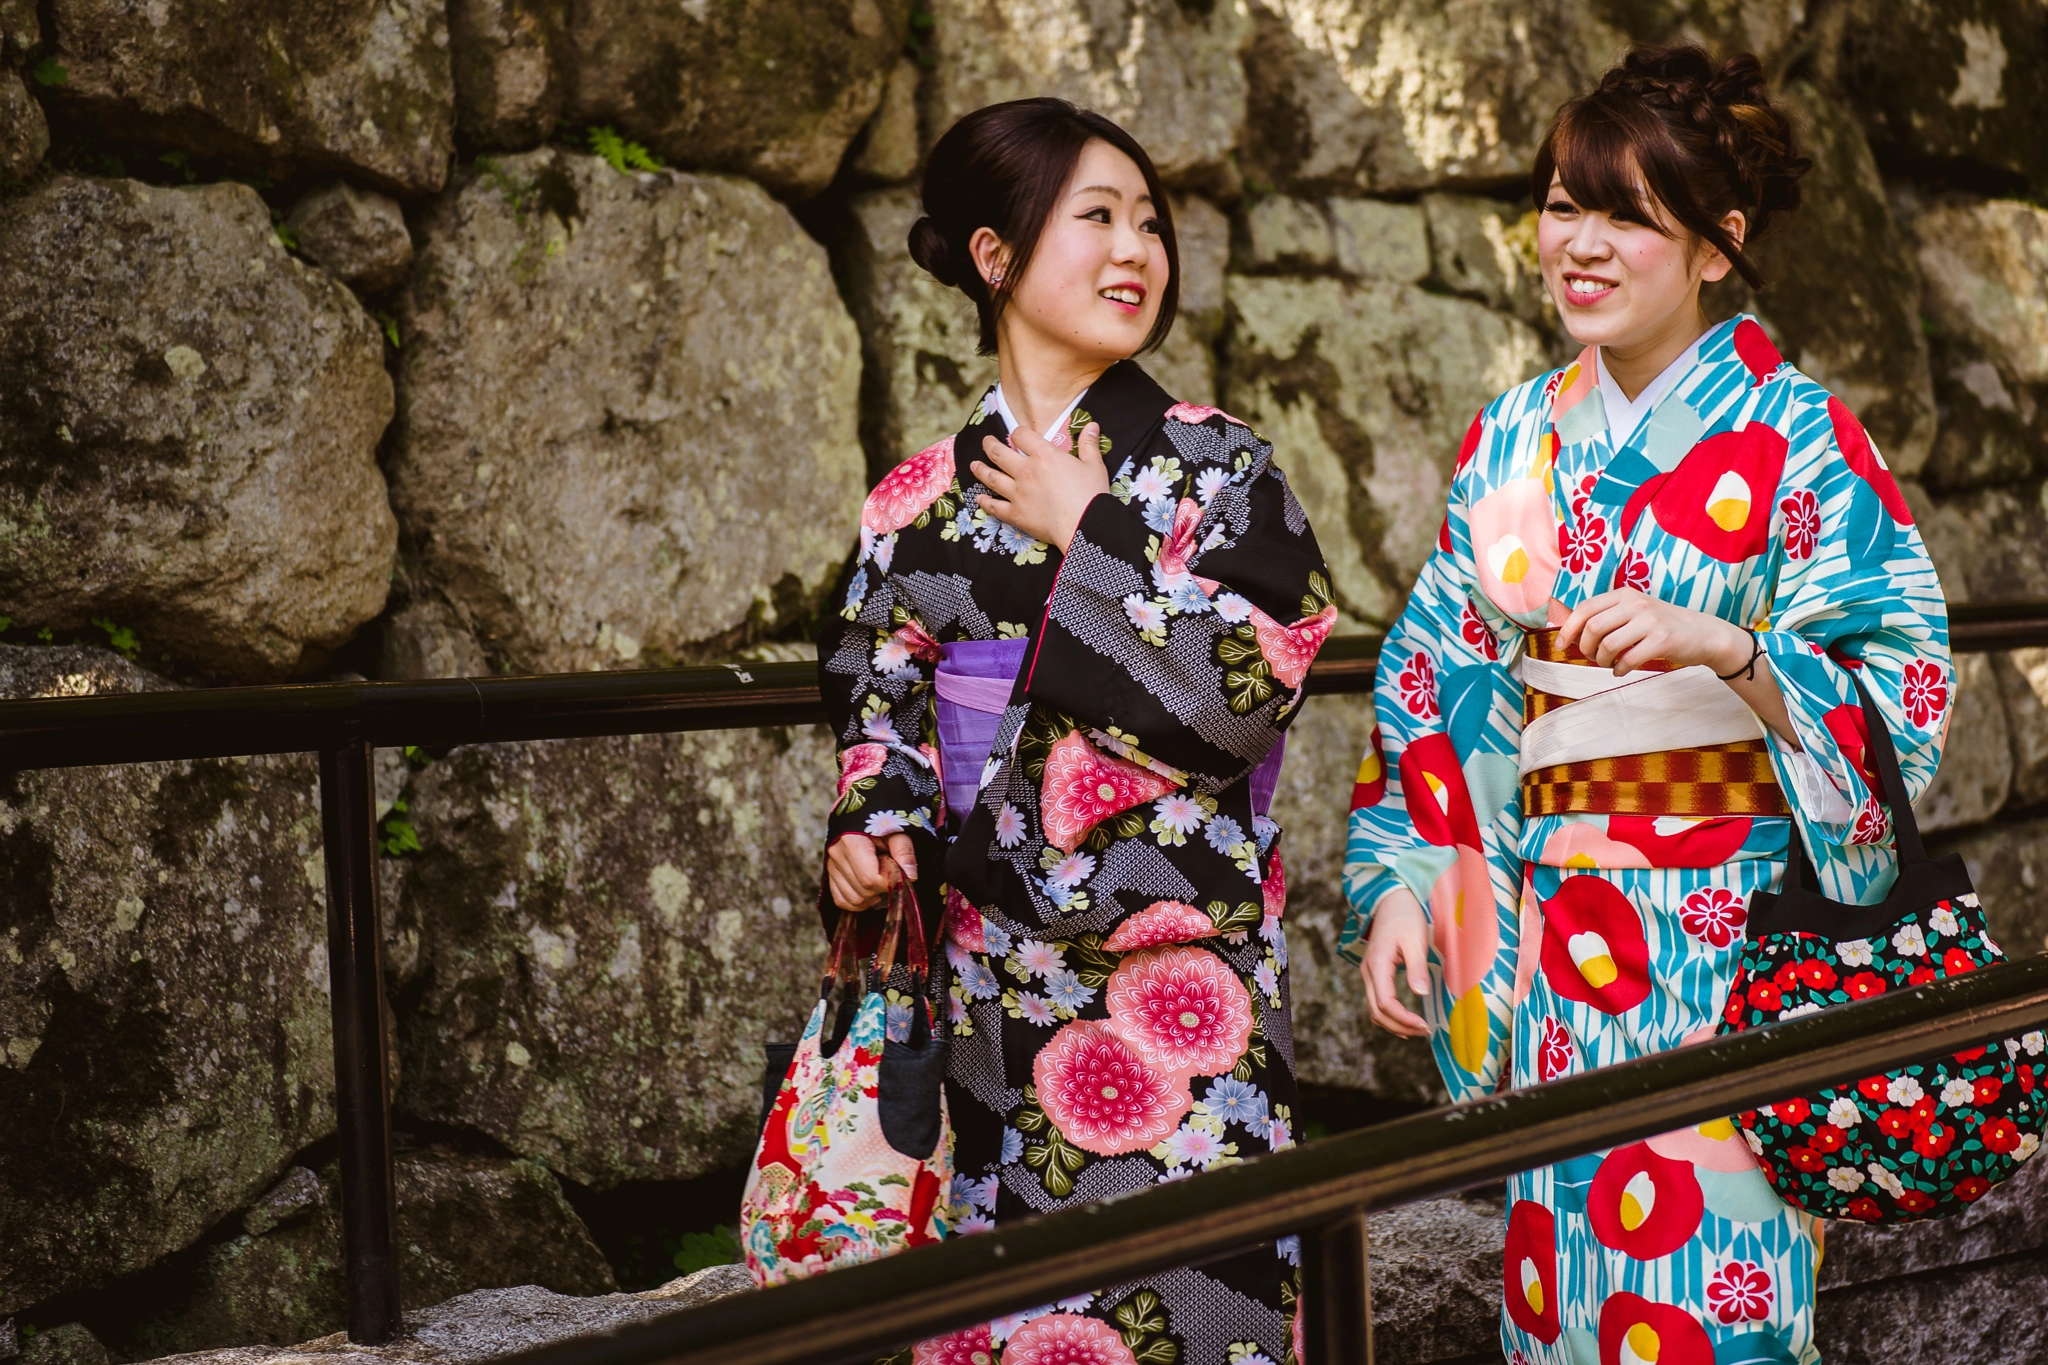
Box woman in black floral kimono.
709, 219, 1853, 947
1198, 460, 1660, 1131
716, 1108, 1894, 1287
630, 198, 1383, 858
818, 98, 1334, 1365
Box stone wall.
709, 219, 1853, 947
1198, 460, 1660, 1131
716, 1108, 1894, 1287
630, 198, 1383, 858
0, 0, 2043, 1353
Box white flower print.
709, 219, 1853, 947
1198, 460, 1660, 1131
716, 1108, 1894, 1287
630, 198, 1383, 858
1129, 463, 1175, 504
1274, 1234, 1301, 1265
1254, 960, 1280, 1002
1267, 1112, 1293, 1151
1124, 593, 1169, 641
993, 802, 1027, 848
959, 959, 1000, 1000
1929, 905, 1960, 937
1151, 792, 1208, 844
1195, 466, 1229, 505
1015, 992, 1057, 1026
1941, 1078, 1977, 1109
872, 635, 915, 674
1213, 592, 1255, 624
864, 810, 908, 836
1151, 561, 1193, 595
1837, 939, 1874, 967
1743, 1128, 1765, 1155
1826, 1167, 1865, 1192
1014, 940, 1067, 977
1044, 852, 1096, 889
1781, 1001, 1823, 1019
957, 1212, 997, 1234
1166, 576, 1214, 615
873, 532, 897, 573
1892, 922, 1928, 957
1869, 1164, 1906, 1198
983, 922, 1013, 957
1887, 1075, 1925, 1107
1827, 1097, 1863, 1129
1162, 1122, 1232, 1169
2024, 1030, 2045, 1056
2017, 1132, 2040, 1162
1043, 970, 1096, 1013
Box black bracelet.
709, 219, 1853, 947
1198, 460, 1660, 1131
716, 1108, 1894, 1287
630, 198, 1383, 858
1717, 626, 1763, 681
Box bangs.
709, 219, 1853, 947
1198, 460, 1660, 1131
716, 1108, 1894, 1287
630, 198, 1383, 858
1534, 101, 1679, 238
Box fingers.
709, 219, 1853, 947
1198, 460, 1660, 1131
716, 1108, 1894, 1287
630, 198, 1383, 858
1007, 425, 1065, 460
1366, 947, 1430, 1038
1556, 587, 1638, 655
1589, 614, 1654, 673
885, 832, 918, 882
1074, 421, 1104, 470
824, 834, 891, 911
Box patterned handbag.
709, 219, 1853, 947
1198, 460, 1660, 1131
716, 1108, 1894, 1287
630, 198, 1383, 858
741, 872, 954, 1284
1720, 672, 2046, 1221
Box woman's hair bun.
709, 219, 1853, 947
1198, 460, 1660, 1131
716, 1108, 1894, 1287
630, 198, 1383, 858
908, 215, 962, 288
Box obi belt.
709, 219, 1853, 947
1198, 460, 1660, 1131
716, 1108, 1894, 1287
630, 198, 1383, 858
934, 638, 1286, 825
1514, 628, 1789, 818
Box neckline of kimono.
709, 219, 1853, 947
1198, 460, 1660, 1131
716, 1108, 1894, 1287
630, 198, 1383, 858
953, 359, 1176, 492
1595, 332, 1706, 448
988, 382, 1085, 442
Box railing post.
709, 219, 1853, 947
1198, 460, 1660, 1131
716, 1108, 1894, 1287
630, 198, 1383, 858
320, 740, 401, 1342
1301, 1209, 1373, 1365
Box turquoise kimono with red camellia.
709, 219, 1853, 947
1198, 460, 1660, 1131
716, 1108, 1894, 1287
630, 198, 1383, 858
1341, 316, 1953, 1365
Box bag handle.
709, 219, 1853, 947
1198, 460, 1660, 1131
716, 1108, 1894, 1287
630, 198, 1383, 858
1785, 664, 1927, 891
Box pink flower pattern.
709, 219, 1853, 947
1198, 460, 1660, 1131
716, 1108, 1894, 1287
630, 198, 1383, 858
1103, 900, 1217, 951
1105, 946, 1255, 1077
1248, 602, 1337, 690
1705, 1260, 1773, 1324
914, 1325, 996, 1365
1033, 1020, 1191, 1155
1038, 731, 1178, 853
1164, 402, 1247, 428
1679, 887, 1746, 949
1156, 497, 1204, 576
1002, 1312, 1139, 1365
862, 437, 956, 537
835, 743, 887, 802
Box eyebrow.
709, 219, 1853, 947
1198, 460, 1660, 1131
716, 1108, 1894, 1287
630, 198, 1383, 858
1071, 185, 1153, 209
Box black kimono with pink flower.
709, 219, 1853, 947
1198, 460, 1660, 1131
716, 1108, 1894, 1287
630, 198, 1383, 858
818, 361, 1334, 1364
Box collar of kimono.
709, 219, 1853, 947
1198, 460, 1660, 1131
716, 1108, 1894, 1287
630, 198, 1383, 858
951, 358, 1176, 489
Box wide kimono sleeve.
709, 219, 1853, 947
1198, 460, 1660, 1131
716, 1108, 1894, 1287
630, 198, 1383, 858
1337, 410, 1529, 1100
1756, 392, 1952, 905
1020, 412, 1334, 793
815, 441, 956, 903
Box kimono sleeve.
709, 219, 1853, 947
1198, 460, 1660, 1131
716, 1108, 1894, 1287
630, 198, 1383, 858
1756, 394, 1953, 905
1338, 411, 1528, 1101
1020, 415, 1333, 792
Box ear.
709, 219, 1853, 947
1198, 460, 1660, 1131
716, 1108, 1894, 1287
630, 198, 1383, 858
1697, 209, 1748, 284
968, 227, 1010, 288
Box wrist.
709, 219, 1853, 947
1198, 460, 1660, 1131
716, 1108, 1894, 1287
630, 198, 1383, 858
1710, 620, 1755, 676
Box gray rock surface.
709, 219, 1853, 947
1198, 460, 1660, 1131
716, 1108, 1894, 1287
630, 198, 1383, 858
1815, 1254, 2048, 1365
559, 0, 911, 199
0, 68, 46, 182
1423, 195, 1546, 327
448, 0, 566, 152
1913, 652, 2012, 833
922, 0, 1250, 192
1911, 198, 2048, 388
1144, 195, 1230, 412
1820, 1148, 2047, 1292
1242, 0, 1627, 195
389, 724, 838, 1188
1224, 273, 1550, 628
124, 1269, 755, 1365
285, 183, 416, 293
1327, 198, 1431, 284
1242, 195, 1334, 272
390, 151, 864, 674
1994, 648, 2048, 808
126, 1153, 617, 1358
1909, 480, 2048, 604
851, 56, 921, 185
1366, 1194, 1507, 1365
0, 647, 334, 1314
19, 1325, 108, 1365
0, 176, 398, 681
1930, 816, 2048, 960
41, 0, 454, 195
377, 598, 491, 681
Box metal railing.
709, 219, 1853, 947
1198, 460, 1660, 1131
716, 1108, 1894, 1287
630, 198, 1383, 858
0, 600, 2043, 1350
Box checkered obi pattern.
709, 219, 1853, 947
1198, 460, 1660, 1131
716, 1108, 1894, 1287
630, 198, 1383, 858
1518, 628, 1790, 819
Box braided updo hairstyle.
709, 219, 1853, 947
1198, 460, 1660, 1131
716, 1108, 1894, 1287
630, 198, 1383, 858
1532, 44, 1811, 289
909, 97, 1179, 356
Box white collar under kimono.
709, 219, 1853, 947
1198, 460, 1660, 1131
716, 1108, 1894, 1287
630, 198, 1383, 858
1595, 335, 1706, 448
989, 383, 1084, 444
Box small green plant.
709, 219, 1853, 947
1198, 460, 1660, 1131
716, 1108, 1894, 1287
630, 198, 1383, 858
379, 797, 422, 856
34, 626, 53, 642
273, 223, 300, 251
370, 309, 401, 349
905, 0, 937, 70
90, 617, 140, 658
158, 150, 198, 183
671, 1224, 741, 1276
30, 57, 66, 87
588, 126, 660, 175
403, 745, 433, 766
0, 616, 11, 633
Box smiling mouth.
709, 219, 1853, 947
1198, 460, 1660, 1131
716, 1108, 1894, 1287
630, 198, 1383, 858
1561, 274, 1617, 306
1100, 284, 1145, 308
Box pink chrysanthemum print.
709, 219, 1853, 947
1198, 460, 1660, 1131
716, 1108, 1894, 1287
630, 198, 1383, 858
1033, 1020, 1190, 1155
1105, 945, 1254, 1077
913, 1324, 995, 1365
1164, 402, 1246, 428
1247, 603, 1336, 689
1679, 887, 1745, 949
1103, 900, 1217, 951
1002, 1312, 1139, 1365
863, 437, 956, 537
835, 743, 886, 801
1038, 731, 1176, 853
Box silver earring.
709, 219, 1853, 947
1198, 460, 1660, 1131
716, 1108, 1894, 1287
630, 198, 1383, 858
989, 269, 1004, 288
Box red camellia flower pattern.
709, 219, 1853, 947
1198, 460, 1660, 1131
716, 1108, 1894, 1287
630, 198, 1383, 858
1780, 487, 1820, 560
1588, 1143, 1704, 1260
1540, 876, 1653, 1015
1845, 971, 1887, 1000
1705, 1260, 1773, 1325
1032, 1020, 1191, 1156
1617, 546, 1652, 592
1678, 887, 1745, 948
1002, 1312, 1139, 1365
1559, 511, 1608, 573
1597, 1292, 1715, 1365
1983, 1117, 2023, 1154
1038, 731, 1177, 853
1901, 657, 1948, 729
1104, 946, 1255, 1077
1102, 901, 1218, 952
862, 437, 957, 536
1503, 1201, 1560, 1344
1539, 1016, 1574, 1083
1460, 600, 1500, 660
1398, 649, 1440, 719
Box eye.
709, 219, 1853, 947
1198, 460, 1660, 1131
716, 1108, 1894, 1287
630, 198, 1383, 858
1140, 216, 1160, 235
1544, 198, 1578, 216
1081, 206, 1112, 224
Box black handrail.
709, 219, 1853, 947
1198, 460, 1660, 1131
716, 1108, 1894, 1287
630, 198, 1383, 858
3, 602, 2043, 1347
498, 958, 2048, 1365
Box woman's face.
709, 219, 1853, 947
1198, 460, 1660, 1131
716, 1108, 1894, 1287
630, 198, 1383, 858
989, 139, 1168, 364
1536, 168, 1739, 352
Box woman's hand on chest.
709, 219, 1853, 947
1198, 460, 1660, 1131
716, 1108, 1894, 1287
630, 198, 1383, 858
971, 422, 1111, 555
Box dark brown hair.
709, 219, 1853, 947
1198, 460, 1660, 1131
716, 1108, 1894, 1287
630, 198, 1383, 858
1531, 45, 1810, 290
910, 98, 1179, 355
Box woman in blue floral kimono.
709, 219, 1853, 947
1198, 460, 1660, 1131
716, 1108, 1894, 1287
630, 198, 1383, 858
1343, 47, 1952, 1365
816, 100, 1332, 1364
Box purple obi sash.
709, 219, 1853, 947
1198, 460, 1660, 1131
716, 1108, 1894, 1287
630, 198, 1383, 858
932, 636, 1287, 823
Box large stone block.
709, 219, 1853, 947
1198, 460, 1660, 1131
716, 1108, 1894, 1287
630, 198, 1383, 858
1366, 1193, 1507, 1365
390, 723, 838, 1187
1930, 816, 2048, 961
448, 0, 566, 152
1224, 273, 1549, 628
559, 0, 911, 199
42, 0, 453, 195
1423, 193, 1545, 326
391, 151, 864, 674
1242, 0, 1628, 196
921, 0, 1250, 192
1842, 0, 2048, 194
1994, 648, 2048, 808
1908, 480, 2048, 604
284, 182, 416, 293
0, 68, 46, 182
123, 1154, 616, 1358
1913, 652, 2011, 833
0, 177, 398, 681
1705, 83, 1937, 477
0, 647, 335, 1314
1271, 693, 1446, 1103
1815, 1254, 2048, 1365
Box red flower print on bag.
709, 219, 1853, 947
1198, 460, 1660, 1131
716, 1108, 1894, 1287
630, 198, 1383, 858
863, 437, 956, 537
1780, 487, 1820, 560
1105, 945, 1255, 1077
1032, 1020, 1190, 1156
1558, 511, 1608, 573
1003, 1312, 1139, 1365
1538, 1016, 1574, 1082
1397, 650, 1440, 719
1705, 1260, 1773, 1325
1845, 971, 1887, 1000
1678, 887, 1745, 948
1038, 731, 1177, 853
1983, 1117, 2023, 1154
1901, 658, 1948, 729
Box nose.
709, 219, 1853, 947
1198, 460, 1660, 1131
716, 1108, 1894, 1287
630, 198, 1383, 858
1110, 216, 1149, 270
1566, 213, 1614, 263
